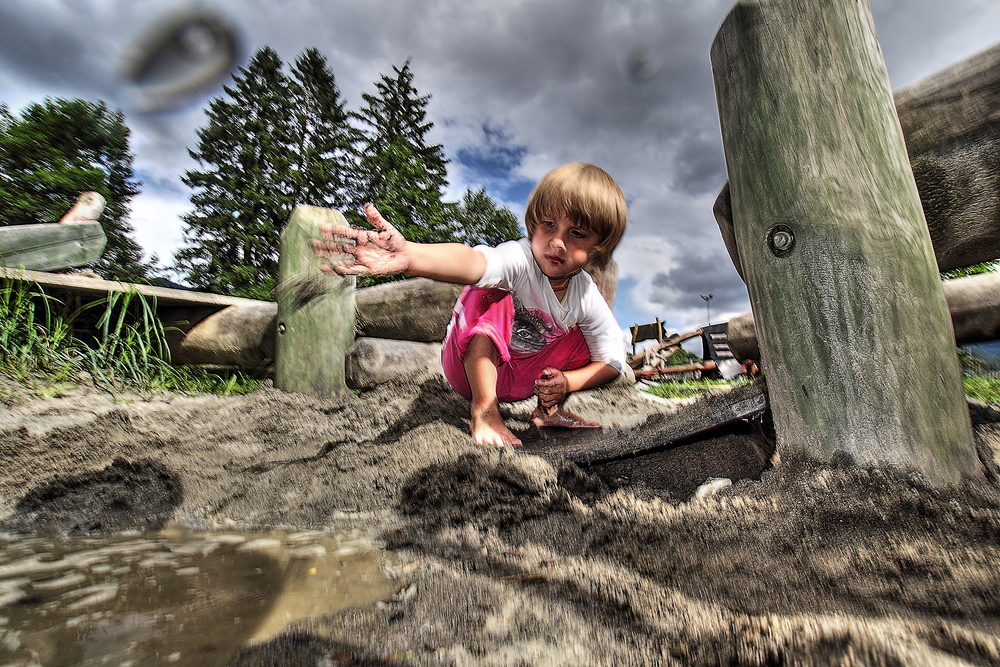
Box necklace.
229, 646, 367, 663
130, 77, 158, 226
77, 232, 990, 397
550, 273, 577, 293
549, 269, 581, 295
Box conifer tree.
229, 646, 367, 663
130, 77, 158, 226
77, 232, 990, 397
175, 47, 297, 299
0, 99, 149, 281
448, 187, 522, 248
354, 60, 453, 243
288, 48, 360, 212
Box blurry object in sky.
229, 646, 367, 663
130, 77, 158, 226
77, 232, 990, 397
625, 43, 660, 82
119, 7, 243, 113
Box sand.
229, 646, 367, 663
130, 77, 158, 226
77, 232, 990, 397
2, 371, 1000, 666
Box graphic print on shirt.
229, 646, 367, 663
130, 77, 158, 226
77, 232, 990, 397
510, 296, 564, 354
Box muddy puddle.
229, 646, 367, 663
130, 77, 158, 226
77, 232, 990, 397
0, 527, 395, 666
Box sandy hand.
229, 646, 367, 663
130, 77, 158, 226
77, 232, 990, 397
311, 204, 411, 276
533, 367, 569, 410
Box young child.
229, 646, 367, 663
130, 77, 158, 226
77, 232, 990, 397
312, 162, 628, 447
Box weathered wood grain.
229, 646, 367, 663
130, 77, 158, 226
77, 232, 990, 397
711, 0, 978, 483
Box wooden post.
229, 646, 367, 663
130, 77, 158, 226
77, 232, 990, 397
711, 0, 978, 483
275, 206, 355, 396
714, 41, 1000, 278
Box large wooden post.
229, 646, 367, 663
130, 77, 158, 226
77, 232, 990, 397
713, 41, 1000, 279
275, 205, 355, 396
711, 0, 978, 483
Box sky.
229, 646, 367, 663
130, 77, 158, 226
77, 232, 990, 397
1, 0, 998, 339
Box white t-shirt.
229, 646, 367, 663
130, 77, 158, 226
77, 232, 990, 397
474, 238, 626, 374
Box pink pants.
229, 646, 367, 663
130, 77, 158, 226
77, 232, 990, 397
441, 286, 592, 402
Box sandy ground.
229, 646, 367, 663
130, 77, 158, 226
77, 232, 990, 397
2, 371, 1000, 666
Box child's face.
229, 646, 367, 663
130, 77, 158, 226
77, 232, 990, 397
530, 213, 599, 281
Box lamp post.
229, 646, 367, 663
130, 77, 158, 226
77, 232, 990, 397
700, 293, 714, 325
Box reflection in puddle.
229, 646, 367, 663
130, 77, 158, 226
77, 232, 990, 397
0, 528, 395, 666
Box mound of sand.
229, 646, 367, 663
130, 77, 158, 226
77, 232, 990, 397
2, 373, 1000, 666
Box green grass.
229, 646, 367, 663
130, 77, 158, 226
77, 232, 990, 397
0, 277, 262, 397
642, 371, 1000, 405
640, 377, 748, 400
963, 376, 1000, 404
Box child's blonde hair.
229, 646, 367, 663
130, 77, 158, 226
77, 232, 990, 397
524, 162, 628, 270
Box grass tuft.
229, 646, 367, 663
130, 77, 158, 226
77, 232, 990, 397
963, 375, 1000, 405
642, 368, 1000, 405
0, 277, 261, 396
639, 377, 748, 400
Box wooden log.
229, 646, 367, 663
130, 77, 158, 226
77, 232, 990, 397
0, 267, 262, 308
167, 302, 277, 369
355, 277, 462, 342
946, 272, 1000, 345
355, 258, 617, 342
895, 42, 1000, 272
714, 40, 1000, 277
724, 311, 760, 363
726, 271, 1000, 362
274, 205, 356, 396
711, 0, 978, 483
346, 337, 443, 390
586, 257, 619, 309
0, 221, 106, 271
0, 192, 107, 271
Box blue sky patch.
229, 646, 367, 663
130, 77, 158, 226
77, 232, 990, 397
456, 123, 533, 203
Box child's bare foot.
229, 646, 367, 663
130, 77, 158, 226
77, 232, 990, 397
471, 404, 522, 447
530, 406, 601, 429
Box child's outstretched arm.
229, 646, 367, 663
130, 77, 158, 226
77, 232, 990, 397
312, 204, 487, 285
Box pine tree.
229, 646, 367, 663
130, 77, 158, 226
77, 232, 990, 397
448, 187, 522, 248
288, 48, 360, 212
175, 47, 297, 299
0, 98, 149, 281
355, 60, 453, 243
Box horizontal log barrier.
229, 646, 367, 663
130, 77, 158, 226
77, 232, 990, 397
0, 221, 106, 272
5, 265, 995, 375
164, 277, 461, 368
0, 192, 108, 272
726, 271, 1000, 362
714, 40, 1000, 277
0, 268, 461, 370
355, 278, 463, 342
166, 302, 278, 368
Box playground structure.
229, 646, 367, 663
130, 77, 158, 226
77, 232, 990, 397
626, 320, 744, 382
